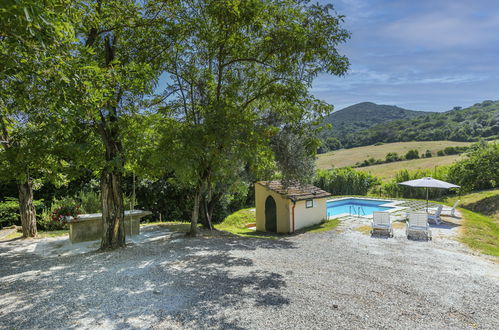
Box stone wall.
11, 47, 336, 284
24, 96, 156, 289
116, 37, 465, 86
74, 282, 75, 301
68, 210, 151, 243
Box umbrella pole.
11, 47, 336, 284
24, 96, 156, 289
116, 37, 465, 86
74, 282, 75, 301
426, 187, 429, 213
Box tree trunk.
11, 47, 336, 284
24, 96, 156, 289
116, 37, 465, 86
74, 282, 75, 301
100, 170, 125, 250
189, 188, 202, 237
202, 192, 221, 230
202, 197, 213, 230
17, 180, 37, 238
99, 119, 125, 250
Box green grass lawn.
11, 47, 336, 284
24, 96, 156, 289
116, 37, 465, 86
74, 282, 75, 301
458, 208, 499, 257
214, 208, 279, 239
215, 208, 340, 238
440, 190, 498, 257
2, 229, 69, 241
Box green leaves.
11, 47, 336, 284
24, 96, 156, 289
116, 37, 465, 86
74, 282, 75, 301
145, 0, 350, 211
1, 0, 351, 227
448, 142, 499, 192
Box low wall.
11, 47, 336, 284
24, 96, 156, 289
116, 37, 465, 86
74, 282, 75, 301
68, 210, 152, 243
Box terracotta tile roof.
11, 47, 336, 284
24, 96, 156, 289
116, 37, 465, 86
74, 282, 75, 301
258, 180, 331, 201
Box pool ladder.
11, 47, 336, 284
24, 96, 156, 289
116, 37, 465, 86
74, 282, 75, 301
349, 205, 366, 217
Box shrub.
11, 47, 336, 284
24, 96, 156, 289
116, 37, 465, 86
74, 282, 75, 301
447, 143, 499, 192
443, 146, 459, 155
356, 157, 384, 167
405, 149, 419, 160
380, 167, 452, 199
37, 196, 79, 231
51, 204, 80, 222
385, 152, 400, 162
424, 150, 432, 158
314, 168, 380, 196
76, 190, 101, 213
323, 137, 342, 152
0, 198, 45, 229
38, 209, 69, 231
70, 189, 138, 214
135, 176, 194, 222
437, 150, 445, 156
0, 198, 22, 228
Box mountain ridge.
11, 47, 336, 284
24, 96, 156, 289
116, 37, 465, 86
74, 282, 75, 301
318, 102, 434, 152
319, 100, 499, 152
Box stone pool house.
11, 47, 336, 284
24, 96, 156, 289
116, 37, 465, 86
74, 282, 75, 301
255, 181, 331, 233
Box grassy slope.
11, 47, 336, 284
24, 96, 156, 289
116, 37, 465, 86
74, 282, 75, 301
444, 189, 499, 220
459, 208, 498, 257
316, 140, 471, 169
357, 155, 464, 180
441, 190, 499, 257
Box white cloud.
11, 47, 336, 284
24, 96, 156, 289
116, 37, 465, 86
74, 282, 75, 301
383, 6, 499, 49
311, 68, 484, 93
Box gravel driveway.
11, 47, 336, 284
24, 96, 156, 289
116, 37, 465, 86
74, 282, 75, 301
0, 225, 498, 329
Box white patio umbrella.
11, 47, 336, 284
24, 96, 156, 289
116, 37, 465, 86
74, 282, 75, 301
398, 177, 460, 211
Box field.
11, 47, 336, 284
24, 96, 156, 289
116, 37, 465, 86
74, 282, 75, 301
316, 140, 471, 169
356, 155, 464, 180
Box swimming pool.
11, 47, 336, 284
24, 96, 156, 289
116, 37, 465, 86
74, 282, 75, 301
326, 198, 398, 218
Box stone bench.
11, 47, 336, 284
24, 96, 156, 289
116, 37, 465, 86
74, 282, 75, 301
67, 210, 152, 243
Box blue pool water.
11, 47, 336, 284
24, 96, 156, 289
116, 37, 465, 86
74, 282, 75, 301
326, 198, 393, 217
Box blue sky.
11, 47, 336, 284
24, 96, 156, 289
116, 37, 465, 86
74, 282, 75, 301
312, 0, 499, 112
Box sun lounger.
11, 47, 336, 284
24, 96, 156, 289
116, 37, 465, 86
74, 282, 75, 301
406, 212, 431, 240
427, 205, 443, 224
429, 200, 460, 217
371, 212, 393, 237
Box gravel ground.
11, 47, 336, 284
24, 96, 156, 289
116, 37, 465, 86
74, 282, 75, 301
0, 225, 498, 329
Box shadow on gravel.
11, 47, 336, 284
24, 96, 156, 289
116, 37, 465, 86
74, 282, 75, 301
0, 235, 294, 329
369, 233, 392, 240
0, 236, 22, 243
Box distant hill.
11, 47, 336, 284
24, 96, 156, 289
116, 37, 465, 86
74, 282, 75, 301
319, 100, 499, 150
344, 100, 499, 148
318, 102, 433, 152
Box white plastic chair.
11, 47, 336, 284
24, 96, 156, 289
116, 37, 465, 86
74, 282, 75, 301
406, 212, 431, 240
429, 200, 460, 217
371, 212, 393, 237
428, 205, 443, 224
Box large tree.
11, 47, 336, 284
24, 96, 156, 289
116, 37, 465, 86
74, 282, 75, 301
64, 0, 170, 249
151, 0, 350, 236
0, 0, 75, 237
